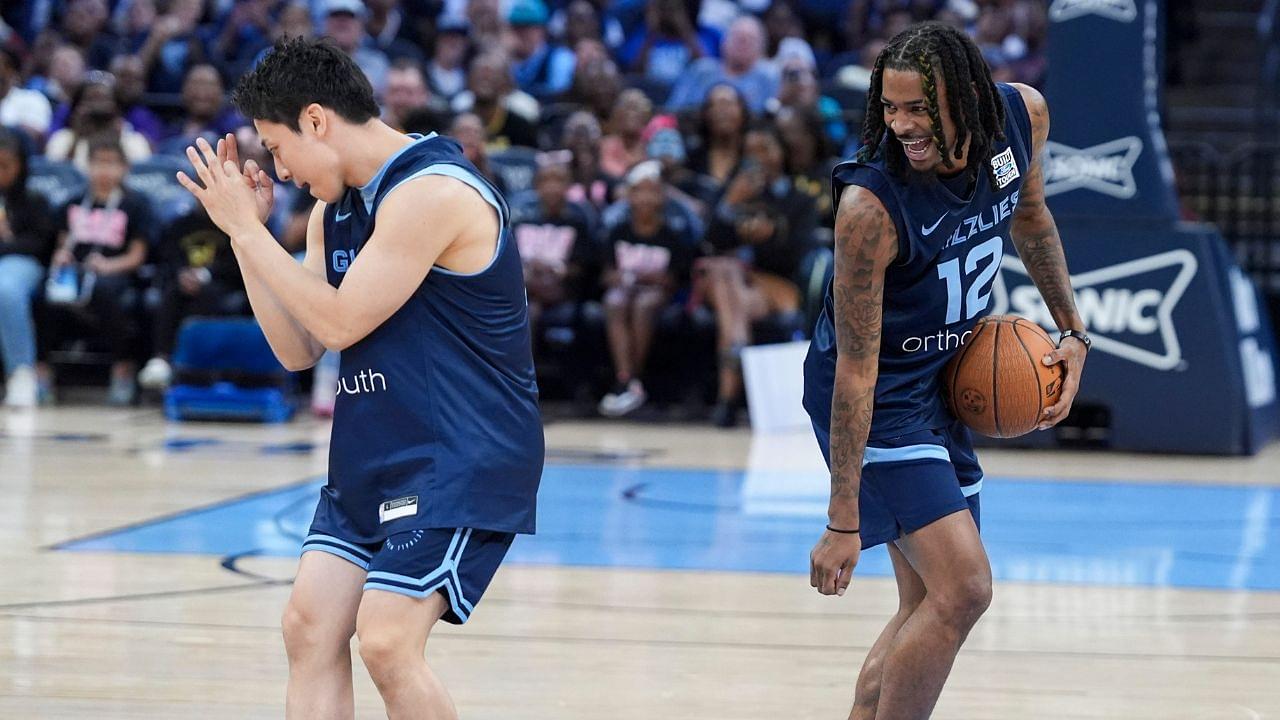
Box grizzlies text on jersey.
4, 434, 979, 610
803, 83, 1034, 442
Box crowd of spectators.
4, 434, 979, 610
0, 0, 1047, 425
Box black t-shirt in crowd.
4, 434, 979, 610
0, 190, 55, 265
57, 188, 153, 261
510, 198, 599, 300
157, 209, 243, 290
604, 216, 698, 289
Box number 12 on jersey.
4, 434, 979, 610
937, 237, 1004, 324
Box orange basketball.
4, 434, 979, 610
943, 315, 1065, 438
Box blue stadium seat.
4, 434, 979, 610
27, 157, 86, 209
164, 317, 294, 422
489, 146, 539, 195
126, 156, 199, 232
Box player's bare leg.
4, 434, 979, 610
849, 543, 926, 720
872, 509, 992, 719
282, 551, 367, 720
356, 590, 457, 720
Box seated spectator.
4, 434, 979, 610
774, 105, 837, 229
616, 0, 718, 97
427, 15, 471, 102
59, 0, 118, 70
599, 161, 698, 417
449, 112, 508, 195
666, 15, 778, 114
510, 151, 598, 331
550, 0, 624, 54
45, 71, 152, 171
324, 0, 390, 94
136, 0, 209, 94
686, 82, 750, 191
208, 0, 274, 81
381, 59, 447, 132
508, 0, 576, 102
466, 0, 508, 52
107, 55, 164, 146
564, 54, 622, 126
762, 0, 805, 58
138, 203, 247, 390
699, 121, 815, 426
451, 50, 540, 150
599, 88, 653, 178
364, 0, 426, 64
0, 48, 53, 144
643, 114, 718, 220
43, 136, 152, 405
156, 64, 243, 156
766, 37, 847, 148
28, 43, 86, 108
0, 128, 56, 407
272, 2, 315, 41
560, 110, 614, 215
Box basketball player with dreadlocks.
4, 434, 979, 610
802, 23, 1089, 718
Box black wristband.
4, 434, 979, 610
826, 524, 860, 534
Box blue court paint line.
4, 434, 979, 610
55, 465, 1280, 591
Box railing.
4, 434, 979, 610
1170, 141, 1280, 296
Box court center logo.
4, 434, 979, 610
989, 249, 1198, 371
1048, 0, 1138, 23
1043, 137, 1143, 199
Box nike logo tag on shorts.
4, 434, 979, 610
921, 212, 948, 236
335, 210, 352, 222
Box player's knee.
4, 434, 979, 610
937, 575, 992, 629
356, 625, 416, 680
281, 601, 345, 659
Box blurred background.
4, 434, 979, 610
0, 0, 1272, 443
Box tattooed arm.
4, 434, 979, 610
809, 185, 898, 597
1010, 82, 1088, 429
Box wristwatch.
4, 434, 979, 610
1059, 329, 1091, 352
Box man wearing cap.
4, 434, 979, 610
508, 0, 577, 102
324, 0, 391, 94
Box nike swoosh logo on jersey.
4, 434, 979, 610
921, 212, 948, 236
335, 210, 352, 222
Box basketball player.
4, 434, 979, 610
802, 23, 1089, 719
177, 38, 543, 719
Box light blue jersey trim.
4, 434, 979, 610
409, 164, 506, 277
302, 544, 372, 571
363, 528, 474, 621
862, 444, 951, 466
358, 132, 435, 213
303, 533, 373, 559
962, 479, 984, 497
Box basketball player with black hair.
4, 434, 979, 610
802, 23, 1089, 718
177, 37, 543, 719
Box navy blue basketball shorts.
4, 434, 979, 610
813, 418, 983, 550
301, 528, 515, 624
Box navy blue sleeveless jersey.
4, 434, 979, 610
312, 133, 544, 542
803, 84, 1034, 440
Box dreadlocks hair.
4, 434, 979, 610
856, 22, 1006, 190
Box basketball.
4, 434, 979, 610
944, 315, 1065, 438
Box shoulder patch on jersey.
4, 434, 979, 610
991, 147, 1020, 189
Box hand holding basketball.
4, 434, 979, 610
945, 316, 1076, 438
1039, 336, 1087, 430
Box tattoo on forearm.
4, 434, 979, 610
1013, 94, 1084, 332
827, 192, 896, 516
